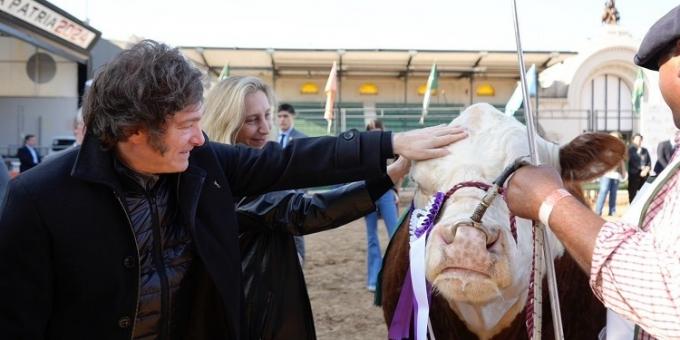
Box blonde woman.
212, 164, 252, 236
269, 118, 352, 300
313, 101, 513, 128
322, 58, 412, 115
202, 76, 467, 339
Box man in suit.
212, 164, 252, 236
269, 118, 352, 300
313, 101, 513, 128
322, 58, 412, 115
277, 103, 307, 147
276, 103, 309, 264
654, 130, 680, 175
627, 133, 651, 202
16, 134, 40, 173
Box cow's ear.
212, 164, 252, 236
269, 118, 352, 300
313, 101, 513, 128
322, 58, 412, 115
559, 133, 626, 182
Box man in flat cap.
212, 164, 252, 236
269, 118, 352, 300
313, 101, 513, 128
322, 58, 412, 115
504, 5, 680, 339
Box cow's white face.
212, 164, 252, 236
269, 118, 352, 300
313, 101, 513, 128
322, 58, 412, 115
411, 103, 563, 338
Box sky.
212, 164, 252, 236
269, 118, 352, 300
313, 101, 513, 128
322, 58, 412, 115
51, 0, 678, 52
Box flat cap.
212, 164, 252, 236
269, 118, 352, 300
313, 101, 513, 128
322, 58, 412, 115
635, 5, 680, 71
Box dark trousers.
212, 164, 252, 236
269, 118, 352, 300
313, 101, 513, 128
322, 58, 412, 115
628, 172, 647, 203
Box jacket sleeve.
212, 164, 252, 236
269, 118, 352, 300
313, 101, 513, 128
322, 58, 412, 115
643, 148, 652, 167
0, 159, 9, 203
215, 130, 393, 197
237, 176, 393, 235
0, 179, 53, 338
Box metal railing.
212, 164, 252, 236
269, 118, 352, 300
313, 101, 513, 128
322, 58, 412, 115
292, 106, 640, 137
0, 107, 639, 155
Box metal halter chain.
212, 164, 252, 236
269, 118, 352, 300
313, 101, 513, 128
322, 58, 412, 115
525, 220, 540, 338
442, 181, 518, 243
409, 182, 519, 242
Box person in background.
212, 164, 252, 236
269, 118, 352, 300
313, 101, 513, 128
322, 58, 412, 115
626, 133, 651, 202
653, 130, 680, 176
201, 76, 468, 339
16, 134, 40, 173
363, 119, 400, 292
594, 131, 628, 216
277, 103, 307, 147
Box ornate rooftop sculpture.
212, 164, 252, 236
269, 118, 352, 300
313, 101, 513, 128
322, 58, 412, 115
601, 0, 620, 25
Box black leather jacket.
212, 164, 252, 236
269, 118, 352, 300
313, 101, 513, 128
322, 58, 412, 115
237, 176, 393, 340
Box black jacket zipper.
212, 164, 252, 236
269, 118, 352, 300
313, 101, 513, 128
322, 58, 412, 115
147, 192, 171, 339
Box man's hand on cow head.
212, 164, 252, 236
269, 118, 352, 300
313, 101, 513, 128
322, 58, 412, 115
506, 165, 564, 221
387, 156, 411, 185
392, 125, 468, 160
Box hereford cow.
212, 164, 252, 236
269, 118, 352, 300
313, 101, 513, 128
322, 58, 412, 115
381, 103, 626, 339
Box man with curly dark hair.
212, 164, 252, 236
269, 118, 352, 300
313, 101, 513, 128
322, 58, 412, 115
0, 39, 467, 339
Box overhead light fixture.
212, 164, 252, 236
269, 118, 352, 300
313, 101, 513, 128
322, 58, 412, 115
476, 84, 495, 97
417, 84, 438, 96
359, 83, 379, 95
300, 82, 319, 95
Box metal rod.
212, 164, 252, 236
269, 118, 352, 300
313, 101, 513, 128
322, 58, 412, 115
542, 225, 565, 339
470, 187, 499, 224
511, 0, 540, 165
511, 1, 565, 339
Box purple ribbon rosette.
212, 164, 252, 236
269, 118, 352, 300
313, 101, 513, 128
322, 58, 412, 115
389, 192, 446, 340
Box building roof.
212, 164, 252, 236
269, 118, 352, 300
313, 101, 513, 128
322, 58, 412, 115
178, 47, 577, 79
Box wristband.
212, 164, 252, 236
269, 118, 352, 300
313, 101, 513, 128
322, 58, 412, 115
538, 189, 572, 227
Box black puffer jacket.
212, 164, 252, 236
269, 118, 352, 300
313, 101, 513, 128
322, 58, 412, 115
237, 176, 393, 340
114, 160, 194, 339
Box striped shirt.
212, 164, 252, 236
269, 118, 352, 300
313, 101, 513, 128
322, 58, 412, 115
590, 159, 680, 339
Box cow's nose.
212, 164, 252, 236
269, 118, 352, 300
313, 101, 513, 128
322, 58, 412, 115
451, 225, 487, 248
442, 225, 494, 268
443, 223, 499, 249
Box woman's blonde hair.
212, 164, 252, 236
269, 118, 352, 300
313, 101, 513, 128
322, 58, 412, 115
609, 131, 623, 140
202, 76, 276, 144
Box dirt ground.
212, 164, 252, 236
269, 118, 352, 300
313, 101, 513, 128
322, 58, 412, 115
304, 191, 629, 339
304, 215, 394, 340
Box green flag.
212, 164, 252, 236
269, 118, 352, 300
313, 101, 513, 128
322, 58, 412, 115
632, 69, 644, 114
420, 64, 438, 124
219, 63, 230, 80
